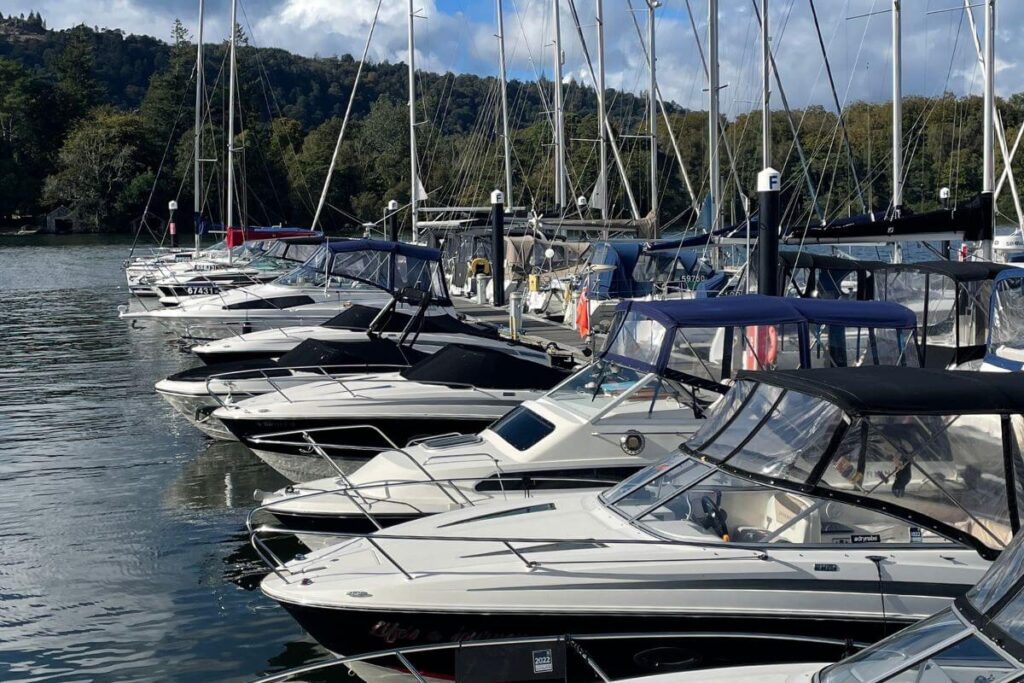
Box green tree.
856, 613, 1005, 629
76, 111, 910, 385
42, 107, 149, 231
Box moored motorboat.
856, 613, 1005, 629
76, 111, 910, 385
119, 240, 447, 340
254, 366, 1023, 671
254, 295, 920, 543
151, 236, 324, 305
218, 344, 572, 481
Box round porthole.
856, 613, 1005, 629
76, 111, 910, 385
620, 430, 646, 455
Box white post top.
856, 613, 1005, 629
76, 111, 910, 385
491, 190, 505, 205
757, 167, 781, 193
387, 199, 399, 211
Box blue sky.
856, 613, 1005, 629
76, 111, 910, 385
5, 1, 1021, 115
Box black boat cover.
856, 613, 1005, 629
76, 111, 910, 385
321, 305, 411, 331
400, 344, 569, 390
274, 338, 425, 368
784, 193, 994, 244
738, 366, 1024, 416
321, 305, 499, 338
168, 339, 428, 382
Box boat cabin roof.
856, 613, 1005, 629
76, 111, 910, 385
876, 259, 1013, 282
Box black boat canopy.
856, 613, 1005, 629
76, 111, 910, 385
737, 366, 1024, 416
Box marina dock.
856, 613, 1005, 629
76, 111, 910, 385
450, 296, 594, 364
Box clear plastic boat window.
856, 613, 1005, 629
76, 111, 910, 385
968, 524, 1024, 613
276, 247, 330, 286
604, 311, 668, 369
686, 380, 757, 451
990, 276, 1024, 362
684, 383, 784, 462
807, 324, 919, 368
722, 389, 844, 482
821, 413, 1013, 550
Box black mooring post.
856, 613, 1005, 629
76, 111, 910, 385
757, 167, 781, 295
168, 199, 179, 248
385, 199, 399, 241
491, 189, 505, 307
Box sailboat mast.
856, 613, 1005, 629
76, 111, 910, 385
193, 0, 205, 255
496, 0, 513, 208
226, 0, 237, 264
596, 0, 607, 220
552, 0, 566, 213
708, 0, 720, 232
982, 0, 995, 260
648, 1, 658, 235
891, 0, 903, 263
761, 0, 770, 169
891, 1, 902, 212
408, 0, 419, 242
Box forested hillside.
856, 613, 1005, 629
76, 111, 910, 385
1, 12, 1021, 233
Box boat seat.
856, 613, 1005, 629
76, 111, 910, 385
764, 492, 819, 544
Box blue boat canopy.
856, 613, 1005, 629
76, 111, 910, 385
789, 298, 917, 329
618, 295, 804, 328
276, 239, 450, 304
602, 295, 920, 382
326, 238, 442, 261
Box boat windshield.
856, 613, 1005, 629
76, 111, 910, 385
274, 247, 445, 296
817, 609, 1019, 682
544, 360, 695, 420
605, 379, 1020, 550
989, 274, 1024, 365
276, 248, 331, 287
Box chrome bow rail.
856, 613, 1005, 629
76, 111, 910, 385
249, 631, 861, 683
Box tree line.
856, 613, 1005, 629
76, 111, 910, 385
1, 14, 1022, 234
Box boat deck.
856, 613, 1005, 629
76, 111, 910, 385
451, 297, 595, 364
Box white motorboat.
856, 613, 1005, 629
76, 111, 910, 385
186, 301, 535, 365
254, 366, 1023, 670
119, 239, 448, 339
216, 344, 570, 481
613, 525, 1024, 682
124, 240, 232, 295
253, 296, 920, 541
150, 236, 323, 305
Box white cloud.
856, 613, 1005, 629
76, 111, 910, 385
6, 0, 1024, 112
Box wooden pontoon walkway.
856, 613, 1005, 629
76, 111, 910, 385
451, 297, 595, 364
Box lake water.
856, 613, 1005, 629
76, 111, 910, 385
0, 236, 328, 682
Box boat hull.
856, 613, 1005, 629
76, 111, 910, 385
156, 389, 238, 441
275, 602, 901, 676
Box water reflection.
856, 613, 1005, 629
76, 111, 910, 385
0, 238, 327, 682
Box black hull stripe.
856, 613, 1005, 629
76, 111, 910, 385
472, 577, 970, 599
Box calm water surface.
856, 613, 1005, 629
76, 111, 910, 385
0, 236, 329, 682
